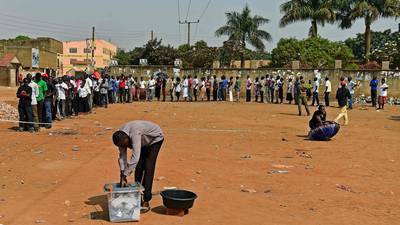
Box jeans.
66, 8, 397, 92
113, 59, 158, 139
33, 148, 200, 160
18, 103, 33, 130
37, 100, 44, 123
43, 98, 52, 127
312, 92, 320, 106
56, 99, 65, 119
193, 89, 198, 101
100, 93, 108, 108
348, 94, 353, 109
135, 139, 163, 202
371, 90, 377, 107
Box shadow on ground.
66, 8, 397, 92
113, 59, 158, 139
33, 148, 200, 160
85, 195, 109, 221
389, 116, 400, 121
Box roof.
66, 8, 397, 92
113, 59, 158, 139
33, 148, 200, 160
0, 53, 20, 67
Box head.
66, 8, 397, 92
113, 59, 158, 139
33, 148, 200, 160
261, 76, 265, 80
213, 75, 216, 79
23, 78, 30, 85
230, 76, 233, 81
112, 131, 130, 148
35, 73, 42, 81
381, 78, 386, 84
221, 75, 226, 80
236, 76, 240, 80
255, 77, 259, 81
314, 77, 318, 81
318, 105, 326, 114
340, 77, 345, 82
325, 77, 329, 81
194, 75, 197, 79
247, 76, 250, 79
26, 73, 32, 80
348, 77, 352, 82
373, 76, 377, 80
299, 76, 304, 81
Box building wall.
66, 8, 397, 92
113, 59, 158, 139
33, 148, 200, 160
62, 39, 117, 74
0, 38, 62, 69
229, 60, 271, 69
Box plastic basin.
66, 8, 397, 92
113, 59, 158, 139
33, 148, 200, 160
160, 189, 197, 210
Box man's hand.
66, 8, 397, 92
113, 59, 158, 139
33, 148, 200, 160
120, 171, 128, 188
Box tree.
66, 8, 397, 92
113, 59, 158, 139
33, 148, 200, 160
178, 41, 218, 68
14, 35, 31, 41
280, 0, 336, 37
115, 49, 131, 65
335, 0, 399, 61
215, 4, 272, 68
270, 37, 354, 68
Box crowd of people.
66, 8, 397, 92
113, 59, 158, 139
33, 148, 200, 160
15, 71, 390, 132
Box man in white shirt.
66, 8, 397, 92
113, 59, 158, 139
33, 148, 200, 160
378, 78, 389, 110
85, 74, 93, 112
148, 76, 156, 101
27, 74, 40, 131
311, 77, 320, 106
324, 77, 332, 107
56, 78, 68, 120
193, 76, 199, 101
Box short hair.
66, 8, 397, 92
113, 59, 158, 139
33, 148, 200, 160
112, 131, 128, 146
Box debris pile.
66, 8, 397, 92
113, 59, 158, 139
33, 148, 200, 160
0, 101, 18, 121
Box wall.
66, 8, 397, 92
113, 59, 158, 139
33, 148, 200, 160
109, 66, 400, 97
0, 67, 10, 86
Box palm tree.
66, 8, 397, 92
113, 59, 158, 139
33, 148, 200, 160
335, 0, 399, 61
215, 5, 272, 68
280, 0, 336, 37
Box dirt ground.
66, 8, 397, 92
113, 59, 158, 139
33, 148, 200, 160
0, 86, 399, 225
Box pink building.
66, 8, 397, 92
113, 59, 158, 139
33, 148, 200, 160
62, 39, 117, 75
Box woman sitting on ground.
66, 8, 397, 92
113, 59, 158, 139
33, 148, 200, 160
308, 105, 340, 141
309, 105, 327, 130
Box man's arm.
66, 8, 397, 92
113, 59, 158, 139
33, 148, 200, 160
123, 133, 142, 177
118, 147, 128, 172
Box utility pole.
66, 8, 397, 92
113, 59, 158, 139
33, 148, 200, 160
91, 26, 95, 69
151, 30, 154, 41
179, 20, 199, 46
85, 38, 90, 71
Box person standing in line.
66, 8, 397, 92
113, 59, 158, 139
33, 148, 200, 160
259, 76, 265, 103
278, 77, 284, 104
205, 76, 211, 101
118, 75, 126, 104
347, 77, 357, 109
108, 76, 115, 104
175, 77, 182, 101
55, 78, 68, 120
221, 75, 228, 101
254, 77, 260, 102
34, 73, 47, 124
85, 74, 93, 111
182, 76, 189, 102
324, 77, 332, 107
193, 76, 199, 102
188, 75, 193, 102
73, 78, 81, 116
246, 76, 252, 102
43, 74, 55, 129
78, 79, 89, 114
99, 76, 109, 108
293, 76, 299, 105
162, 76, 167, 102
168, 77, 175, 102
286, 78, 293, 104
155, 77, 162, 101
269, 76, 275, 103
212, 75, 218, 101
27, 74, 39, 132
148, 76, 156, 101
274, 76, 281, 104
65, 76, 74, 117
311, 77, 320, 106
378, 78, 389, 110
264, 75, 271, 103
200, 77, 206, 101
370, 76, 379, 108
228, 76, 234, 102
234, 76, 241, 102
334, 81, 351, 125
16, 78, 33, 132
297, 77, 310, 116
139, 77, 147, 101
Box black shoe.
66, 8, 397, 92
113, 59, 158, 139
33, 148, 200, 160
140, 201, 150, 214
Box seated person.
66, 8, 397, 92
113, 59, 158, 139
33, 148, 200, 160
309, 105, 327, 130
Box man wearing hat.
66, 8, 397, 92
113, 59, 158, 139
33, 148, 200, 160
334, 81, 351, 125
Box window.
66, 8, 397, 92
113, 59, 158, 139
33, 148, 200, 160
84, 48, 91, 54
69, 48, 78, 53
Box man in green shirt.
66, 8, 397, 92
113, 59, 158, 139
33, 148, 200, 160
34, 73, 47, 124
297, 77, 310, 116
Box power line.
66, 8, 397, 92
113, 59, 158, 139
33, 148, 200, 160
185, 0, 192, 21
198, 0, 212, 21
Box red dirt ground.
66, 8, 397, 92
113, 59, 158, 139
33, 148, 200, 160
0, 87, 399, 225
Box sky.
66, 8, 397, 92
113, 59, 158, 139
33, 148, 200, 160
0, 0, 399, 51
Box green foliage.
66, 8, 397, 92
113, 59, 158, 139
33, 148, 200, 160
178, 41, 218, 68
14, 35, 31, 41
280, 0, 336, 37
271, 37, 354, 68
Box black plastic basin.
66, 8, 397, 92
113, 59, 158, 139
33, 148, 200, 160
160, 189, 197, 210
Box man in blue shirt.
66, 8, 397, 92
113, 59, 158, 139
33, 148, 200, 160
370, 76, 379, 107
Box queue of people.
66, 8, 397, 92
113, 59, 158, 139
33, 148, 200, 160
16, 72, 390, 132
